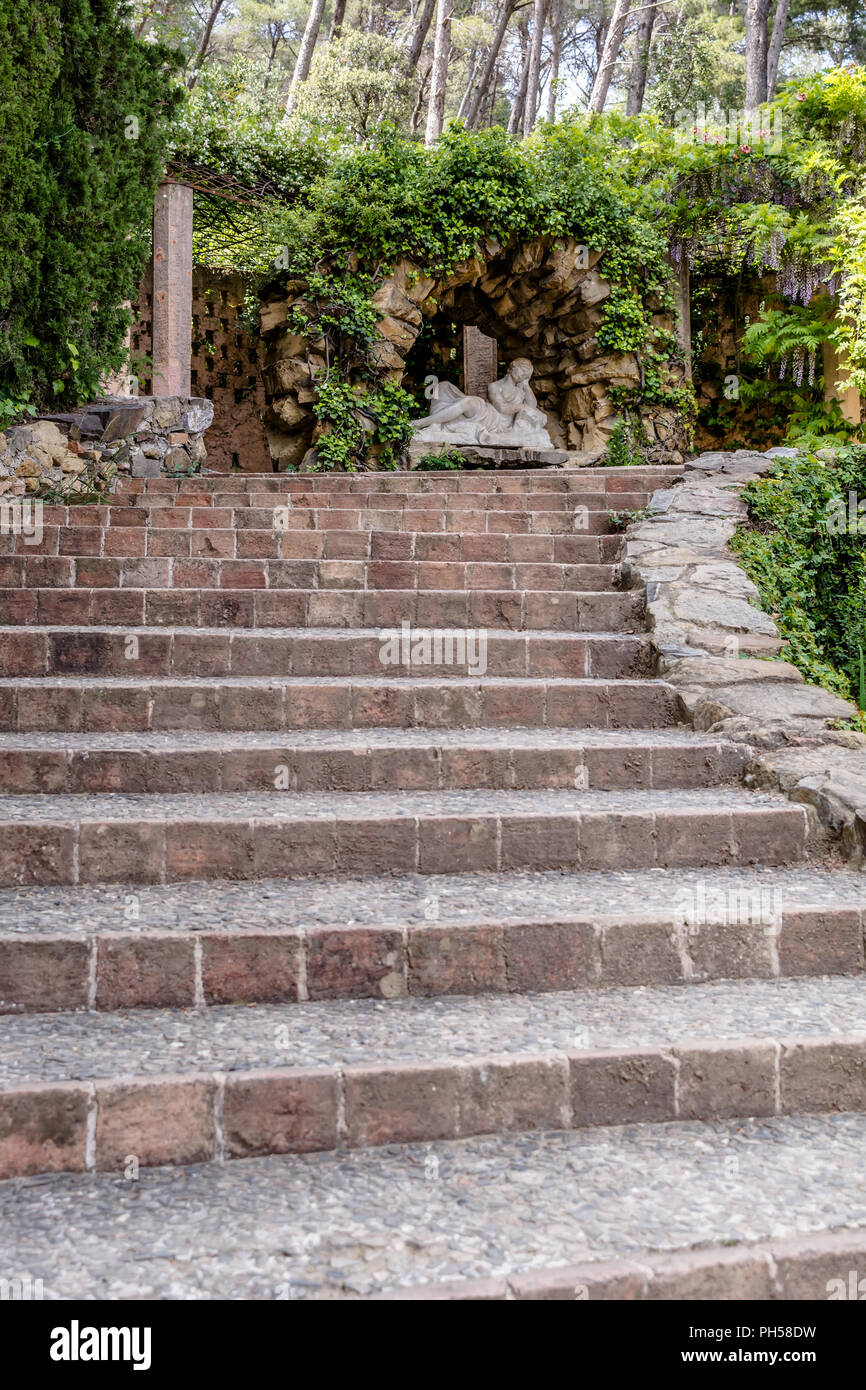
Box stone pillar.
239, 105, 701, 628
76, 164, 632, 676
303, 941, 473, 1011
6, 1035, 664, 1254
671, 254, 691, 381
151, 181, 193, 397
463, 325, 498, 399
822, 341, 861, 425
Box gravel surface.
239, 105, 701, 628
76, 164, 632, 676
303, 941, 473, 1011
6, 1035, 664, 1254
2, 975, 865, 1084
0, 866, 858, 933
0, 786, 796, 822
4, 1112, 866, 1299
0, 727, 733, 752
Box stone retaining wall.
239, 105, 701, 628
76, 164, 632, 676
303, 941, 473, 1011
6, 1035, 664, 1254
0, 396, 213, 498
624, 449, 866, 865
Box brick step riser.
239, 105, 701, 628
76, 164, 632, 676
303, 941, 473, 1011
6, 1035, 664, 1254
1, 589, 646, 632
0, 1028, 854, 1181
0, 680, 680, 733
1, 633, 648, 682
0, 805, 808, 887
0, 899, 854, 1015
5, 511, 622, 544
0, 556, 626, 592
0, 740, 740, 795
113, 469, 680, 497
2, 528, 626, 565
105, 493, 652, 513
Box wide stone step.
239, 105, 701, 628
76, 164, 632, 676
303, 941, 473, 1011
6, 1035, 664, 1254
0, 675, 680, 732
2, 587, 644, 630
0, 787, 808, 886
0, 626, 648, 681
0, 974, 862, 1178
0, 727, 744, 794
0, 554, 629, 594
113, 465, 682, 496
3, 1112, 863, 1297
0, 864, 859, 1014
2, 524, 626, 565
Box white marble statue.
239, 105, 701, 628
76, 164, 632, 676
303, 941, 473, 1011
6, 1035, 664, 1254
411, 358, 553, 450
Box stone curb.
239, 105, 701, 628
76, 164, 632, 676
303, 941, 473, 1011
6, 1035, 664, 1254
373, 1225, 866, 1300
623, 448, 866, 867
2, 895, 859, 1013
3, 1031, 866, 1179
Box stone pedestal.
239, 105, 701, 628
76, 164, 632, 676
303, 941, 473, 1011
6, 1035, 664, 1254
152, 182, 193, 397
462, 326, 498, 399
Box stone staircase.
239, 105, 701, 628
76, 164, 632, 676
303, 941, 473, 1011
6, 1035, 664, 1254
2, 465, 864, 1300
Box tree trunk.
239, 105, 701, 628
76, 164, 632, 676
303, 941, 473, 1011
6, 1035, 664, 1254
425, 0, 454, 145
410, 60, 432, 133
406, 0, 438, 72
464, 0, 518, 128
186, 0, 226, 89
507, 15, 531, 133
745, 0, 771, 110
457, 50, 479, 120
588, 0, 631, 113
765, 0, 789, 99
545, 0, 562, 121
522, 0, 550, 136
263, 29, 280, 92
328, 0, 347, 41
625, 0, 657, 116
285, 0, 328, 114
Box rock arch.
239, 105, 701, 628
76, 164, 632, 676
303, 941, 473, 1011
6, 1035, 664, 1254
259, 235, 685, 467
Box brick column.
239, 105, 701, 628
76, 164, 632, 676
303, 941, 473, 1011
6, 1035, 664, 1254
151, 181, 193, 396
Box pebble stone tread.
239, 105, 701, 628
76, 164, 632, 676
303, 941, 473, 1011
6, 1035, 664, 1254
0, 786, 800, 822
0, 726, 736, 752
2, 975, 865, 1085
3, 1112, 865, 1299
0, 866, 861, 934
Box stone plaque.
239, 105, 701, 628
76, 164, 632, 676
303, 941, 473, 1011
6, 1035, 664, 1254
463, 326, 498, 400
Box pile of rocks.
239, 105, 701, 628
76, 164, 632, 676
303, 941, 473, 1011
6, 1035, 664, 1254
258, 237, 688, 469
0, 396, 213, 497
624, 447, 866, 864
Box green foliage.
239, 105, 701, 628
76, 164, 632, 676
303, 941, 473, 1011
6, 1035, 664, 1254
606, 506, 650, 531
413, 450, 479, 470
312, 378, 415, 472
602, 417, 649, 467
294, 32, 412, 137
731, 449, 866, 708
0, 0, 184, 411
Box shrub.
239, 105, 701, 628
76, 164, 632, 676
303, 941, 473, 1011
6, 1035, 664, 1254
0, 0, 183, 412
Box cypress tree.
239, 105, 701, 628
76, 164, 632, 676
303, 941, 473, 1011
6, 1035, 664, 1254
0, 1, 184, 411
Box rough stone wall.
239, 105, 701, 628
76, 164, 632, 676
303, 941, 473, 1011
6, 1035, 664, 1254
624, 448, 866, 864
0, 398, 214, 497
132, 267, 271, 473
259, 237, 688, 469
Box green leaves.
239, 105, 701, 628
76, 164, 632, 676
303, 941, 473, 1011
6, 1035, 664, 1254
732, 449, 866, 708
0, 1, 184, 411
